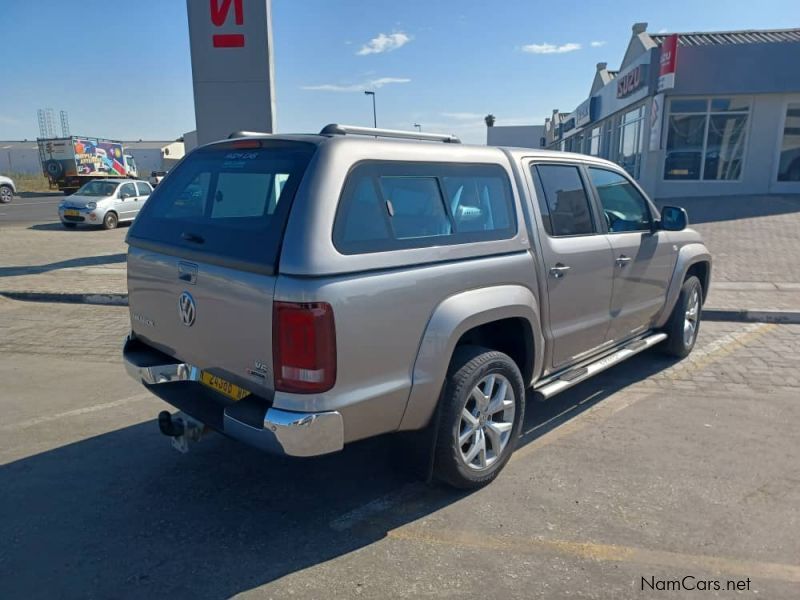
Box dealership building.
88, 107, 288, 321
544, 24, 800, 198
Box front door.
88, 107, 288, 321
529, 162, 616, 369
117, 182, 138, 220
586, 167, 676, 342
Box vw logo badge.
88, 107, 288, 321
178, 291, 196, 327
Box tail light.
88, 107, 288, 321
273, 302, 336, 393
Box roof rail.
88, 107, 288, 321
320, 124, 461, 144
228, 131, 271, 139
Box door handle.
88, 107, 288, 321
616, 255, 632, 267
549, 264, 571, 278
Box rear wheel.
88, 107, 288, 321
662, 275, 703, 358
102, 211, 118, 230
0, 185, 13, 204
433, 346, 525, 489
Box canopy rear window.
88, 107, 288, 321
127, 141, 315, 272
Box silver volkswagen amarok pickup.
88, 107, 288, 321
123, 124, 711, 489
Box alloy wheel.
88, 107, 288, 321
683, 288, 700, 347
458, 373, 516, 470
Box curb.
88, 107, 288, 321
702, 308, 800, 324
0, 291, 128, 306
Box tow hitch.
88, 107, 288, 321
158, 411, 207, 453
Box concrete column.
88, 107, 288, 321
186, 0, 276, 145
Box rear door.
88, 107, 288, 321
133, 181, 152, 218
126, 140, 316, 396
529, 162, 616, 369
585, 167, 676, 342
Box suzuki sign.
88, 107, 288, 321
187, 0, 276, 145
616, 65, 646, 98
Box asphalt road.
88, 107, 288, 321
2, 298, 799, 599
0, 194, 63, 226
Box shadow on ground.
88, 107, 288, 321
0, 253, 127, 277
657, 194, 800, 224
28, 222, 131, 232
16, 192, 63, 199
0, 351, 678, 598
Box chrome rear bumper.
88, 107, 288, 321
123, 335, 344, 457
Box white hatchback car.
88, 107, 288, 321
59, 179, 152, 229
0, 174, 16, 204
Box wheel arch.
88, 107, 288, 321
653, 243, 712, 329
398, 285, 544, 431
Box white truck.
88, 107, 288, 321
37, 136, 139, 195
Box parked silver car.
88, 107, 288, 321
0, 174, 16, 204
59, 178, 152, 229
123, 125, 711, 488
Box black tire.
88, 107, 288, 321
0, 184, 13, 204
62, 222, 77, 229
662, 275, 703, 358
45, 160, 64, 179
433, 345, 525, 489
102, 211, 118, 230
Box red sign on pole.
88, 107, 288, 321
211, 0, 245, 47
658, 34, 678, 91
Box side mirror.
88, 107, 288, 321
660, 205, 688, 231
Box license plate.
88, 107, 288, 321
64, 209, 80, 216
200, 371, 250, 401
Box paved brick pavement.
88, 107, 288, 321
0, 296, 128, 363
0, 223, 127, 295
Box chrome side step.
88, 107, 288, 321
535, 332, 667, 399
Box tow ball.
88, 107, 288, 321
158, 411, 207, 453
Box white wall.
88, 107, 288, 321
0, 145, 41, 174
487, 125, 545, 148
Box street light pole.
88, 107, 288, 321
364, 90, 377, 128
413, 123, 422, 132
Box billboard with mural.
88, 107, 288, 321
38, 136, 130, 182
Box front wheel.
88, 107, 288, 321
102, 211, 118, 230
433, 346, 525, 489
662, 275, 703, 358
0, 185, 13, 204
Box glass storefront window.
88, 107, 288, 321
665, 114, 706, 179
617, 106, 644, 179
777, 103, 800, 182
589, 127, 601, 156
664, 97, 750, 181
704, 114, 747, 180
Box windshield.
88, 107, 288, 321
128, 140, 315, 270
77, 181, 119, 197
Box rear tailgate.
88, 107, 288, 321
125, 139, 317, 397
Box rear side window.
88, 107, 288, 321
334, 162, 516, 254
135, 181, 152, 196
533, 164, 596, 236
119, 182, 137, 199
128, 141, 315, 269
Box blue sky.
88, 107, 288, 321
1, 0, 799, 144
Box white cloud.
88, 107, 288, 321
357, 32, 412, 56
302, 77, 411, 93
441, 112, 484, 120
590, 40, 607, 47
521, 42, 582, 54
